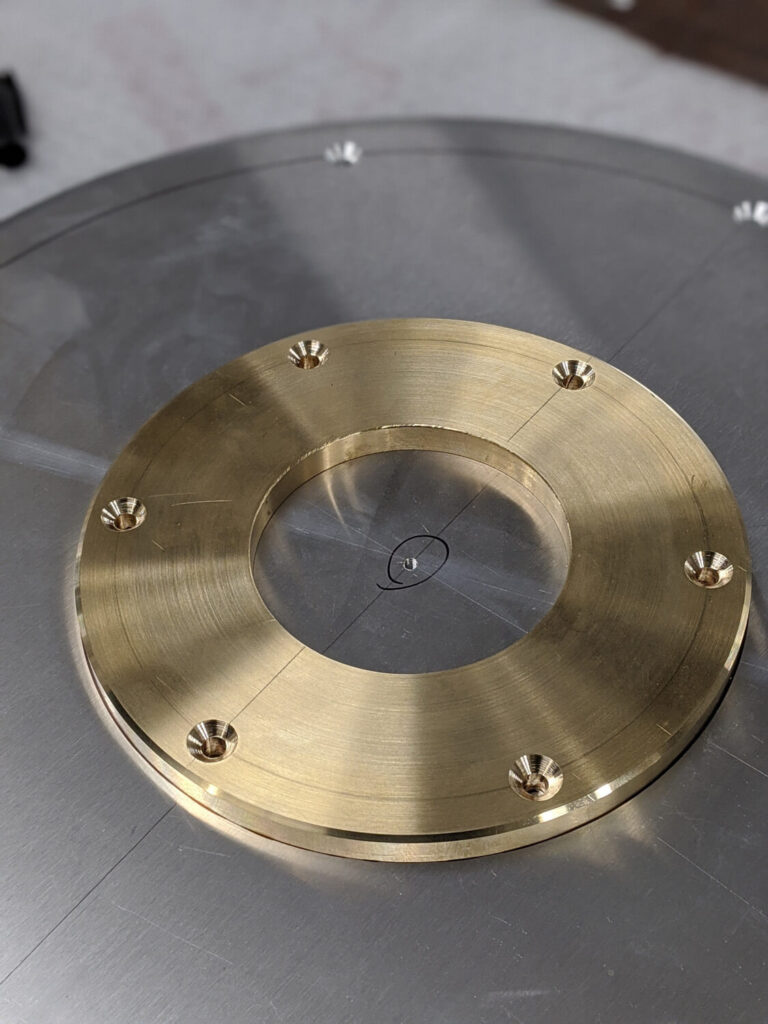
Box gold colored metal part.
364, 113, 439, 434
77, 319, 750, 861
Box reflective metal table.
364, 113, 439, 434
1, 120, 767, 1022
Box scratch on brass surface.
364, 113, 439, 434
169, 499, 233, 507
231, 645, 306, 721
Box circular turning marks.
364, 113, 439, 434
100, 497, 147, 532
553, 359, 595, 391
684, 551, 734, 589
288, 339, 329, 370
187, 720, 238, 762
509, 754, 563, 801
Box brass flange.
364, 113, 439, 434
77, 319, 750, 861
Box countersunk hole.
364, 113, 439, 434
187, 720, 238, 762
324, 140, 363, 166
552, 359, 595, 390
288, 339, 328, 370
100, 497, 147, 532
684, 551, 734, 589
509, 754, 563, 801
402, 556, 418, 571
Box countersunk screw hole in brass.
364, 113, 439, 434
288, 339, 329, 370
187, 720, 238, 762
100, 497, 147, 532
323, 140, 363, 166
509, 754, 564, 801
684, 551, 734, 589
552, 359, 595, 390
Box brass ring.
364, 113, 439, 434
77, 319, 750, 861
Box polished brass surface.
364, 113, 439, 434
77, 319, 750, 861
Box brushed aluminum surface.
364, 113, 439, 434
1, 120, 767, 1020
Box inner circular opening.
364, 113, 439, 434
252, 440, 569, 674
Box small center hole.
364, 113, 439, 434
684, 550, 734, 589
553, 359, 595, 391
523, 773, 549, 796
253, 448, 569, 673
510, 755, 563, 801
288, 340, 328, 369
202, 735, 227, 759
100, 497, 147, 532
115, 512, 137, 531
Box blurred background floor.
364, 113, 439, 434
2, 0, 768, 220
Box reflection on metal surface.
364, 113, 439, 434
252, 448, 569, 671
323, 140, 363, 166
684, 551, 735, 590
552, 358, 595, 390
187, 720, 239, 763
100, 497, 147, 533
287, 338, 329, 369
733, 199, 768, 226
76, 318, 750, 861
509, 754, 564, 801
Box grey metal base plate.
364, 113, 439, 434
1, 120, 767, 1023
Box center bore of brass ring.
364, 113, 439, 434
249, 425, 572, 651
